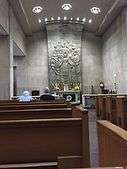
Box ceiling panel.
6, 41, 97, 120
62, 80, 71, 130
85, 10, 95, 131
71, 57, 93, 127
10, 0, 127, 35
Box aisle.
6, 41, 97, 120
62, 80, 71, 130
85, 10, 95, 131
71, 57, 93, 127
88, 109, 99, 167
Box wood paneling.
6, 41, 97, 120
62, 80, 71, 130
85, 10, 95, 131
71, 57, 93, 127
98, 120, 127, 167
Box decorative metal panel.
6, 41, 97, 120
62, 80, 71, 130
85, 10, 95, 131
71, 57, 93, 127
47, 23, 83, 91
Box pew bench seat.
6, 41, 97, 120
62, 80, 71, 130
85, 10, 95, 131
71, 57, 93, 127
0, 162, 57, 169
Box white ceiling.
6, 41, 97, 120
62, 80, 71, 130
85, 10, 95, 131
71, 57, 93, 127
9, 0, 127, 36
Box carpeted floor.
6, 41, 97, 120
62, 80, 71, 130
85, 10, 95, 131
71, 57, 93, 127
88, 109, 99, 167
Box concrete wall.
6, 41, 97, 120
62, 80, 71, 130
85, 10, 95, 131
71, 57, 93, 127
15, 31, 48, 95
10, 8, 26, 55
102, 8, 127, 93
0, 0, 9, 34
82, 31, 102, 93
15, 29, 102, 95
0, 0, 27, 99
0, 36, 10, 99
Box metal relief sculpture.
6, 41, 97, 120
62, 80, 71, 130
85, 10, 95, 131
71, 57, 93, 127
48, 40, 81, 91
47, 23, 82, 91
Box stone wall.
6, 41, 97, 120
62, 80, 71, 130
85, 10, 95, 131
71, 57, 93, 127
15, 28, 102, 95
15, 31, 48, 95
0, 0, 9, 34
0, 0, 26, 99
102, 8, 127, 93
0, 36, 10, 99
82, 31, 102, 93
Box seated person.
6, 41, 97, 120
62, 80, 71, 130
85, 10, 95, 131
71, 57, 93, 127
40, 87, 55, 101
18, 91, 33, 102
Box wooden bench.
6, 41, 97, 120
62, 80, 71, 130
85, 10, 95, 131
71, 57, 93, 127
0, 99, 67, 105
97, 120, 127, 167
58, 167, 124, 169
0, 103, 69, 110
0, 162, 57, 169
105, 96, 117, 124
116, 97, 127, 129
98, 96, 106, 120
0, 108, 73, 120
95, 96, 99, 117
0, 112, 90, 168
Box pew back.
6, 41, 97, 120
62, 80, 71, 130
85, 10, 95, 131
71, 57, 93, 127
0, 103, 69, 110
116, 97, 127, 129
0, 108, 73, 120
0, 99, 66, 105
0, 115, 89, 167
98, 120, 127, 167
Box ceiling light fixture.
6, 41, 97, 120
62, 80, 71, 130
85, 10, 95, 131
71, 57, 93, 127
89, 19, 92, 23
77, 17, 80, 21
90, 7, 101, 14
32, 6, 43, 14
51, 17, 54, 21
57, 17, 61, 20
45, 18, 48, 22
64, 16, 67, 20
70, 18, 73, 20
38, 19, 42, 23
82, 18, 86, 22
62, 4, 72, 11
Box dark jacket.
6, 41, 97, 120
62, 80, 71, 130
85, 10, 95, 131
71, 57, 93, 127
40, 94, 55, 101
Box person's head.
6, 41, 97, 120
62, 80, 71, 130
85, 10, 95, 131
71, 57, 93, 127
22, 91, 30, 96
43, 87, 50, 94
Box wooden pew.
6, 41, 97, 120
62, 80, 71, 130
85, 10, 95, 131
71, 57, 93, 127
116, 96, 127, 130
0, 112, 90, 168
0, 162, 57, 169
57, 167, 124, 169
0, 108, 73, 120
105, 96, 117, 124
0, 103, 69, 110
98, 95, 106, 120
97, 120, 127, 167
95, 96, 99, 117
0, 99, 66, 105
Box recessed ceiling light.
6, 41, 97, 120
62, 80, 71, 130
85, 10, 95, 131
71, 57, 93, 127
89, 19, 92, 23
76, 17, 80, 21
51, 17, 54, 21
90, 7, 101, 14
38, 19, 41, 23
62, 4, 72, 11
64, 16, 67, 20
70, 18, 73, 20
32, 6, 43, 14
82, 18, 86, 22
57, 17, 61, 20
